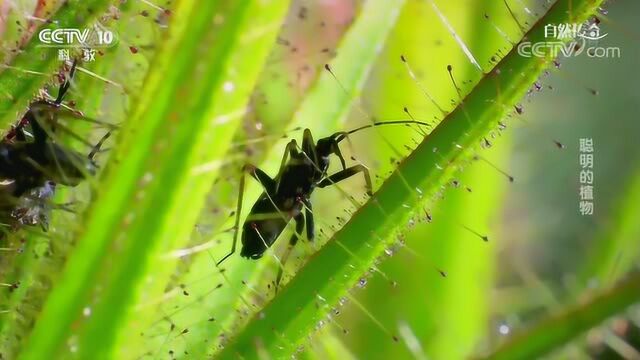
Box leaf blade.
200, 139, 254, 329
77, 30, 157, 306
18, 1, 291, 358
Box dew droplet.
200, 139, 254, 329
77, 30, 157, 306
223, 81, 235, 93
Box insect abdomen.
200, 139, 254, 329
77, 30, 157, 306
240, 195, 289, 259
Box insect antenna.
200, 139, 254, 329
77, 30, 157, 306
319, 63, 436, 212
321, 62, 438, 193
334, 119, 434, 143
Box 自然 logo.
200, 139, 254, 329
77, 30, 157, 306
517, 21, 620, 59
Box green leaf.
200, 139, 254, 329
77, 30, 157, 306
18, 1, 291, 358
350, 1, 512, 358
483, 274, 640, 360
216, 0, 605, 358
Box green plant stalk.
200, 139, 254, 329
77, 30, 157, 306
405, 1, 510, 357
216, 0, 605, 358
134, 1, 408, 358
18, 1, 291, 359
351, 1, 510, 358
483, 273, 640, 360
0, 0, 113, 130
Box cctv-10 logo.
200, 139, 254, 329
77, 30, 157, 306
38, 28, 116, 48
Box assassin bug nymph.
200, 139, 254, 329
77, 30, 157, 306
0, 59, 111, 230
216, 120, 430, 288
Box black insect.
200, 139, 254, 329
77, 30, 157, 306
0, 60, 110, 232
5, 180, 56, 231
216, 120, 429, 288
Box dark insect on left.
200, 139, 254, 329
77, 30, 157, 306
0, 60, 111, 234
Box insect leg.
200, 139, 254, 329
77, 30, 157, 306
301, 129, 318, 165
55, 59, 78, 104
88, 131, 113, 161
275, 212, 304, 293
13, 120, 28, 141
317, 165, 373, 196
303, 198, 314, 241
29, 111, 49, 146
216, 169, 246, 266
274, 139, 298, 191
15, 130, 26, 141
328, 132, 350, 170
216, 164, 276, 266
248, 165, 276, 193
332, 141, 347, 170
